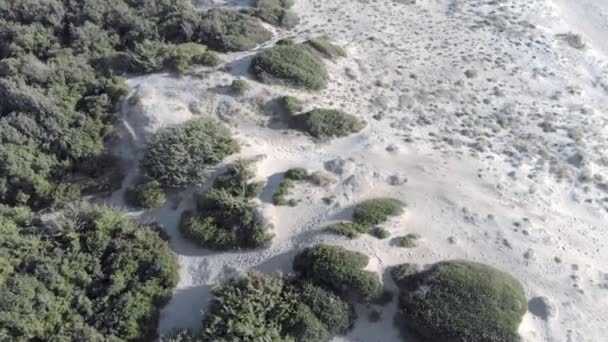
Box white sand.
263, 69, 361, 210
109, 0, 608, 341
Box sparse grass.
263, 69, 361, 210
392, 260, 527, 342
302, 35, 346, 59
353, 198, 404, 226
272, 168, 314, 206
396, 233, 419, 248
198, 9, 272, 52
252, 45, 328, 90
230, 79, 250, 94
330, 222, 368, 239
290, 109, 366, 139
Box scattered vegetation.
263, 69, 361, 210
0, 205, 178, 341
290, 108, 366, 139
230, 79, 251, 94
272, 167, 313, 206
142, 118, 239, 188
125, 180, 167, 208
180, 160, 271, 250
252, 0, 300, 29
0, 0, 231, 210
201, 272, 353, 342
294, 244, 383, 301
396, 233, 419, 248
331, 198, 404, 238
392, 260, 527, 342
198, 9, 272, 52
252, 45, 328, 90
302, 35, 346, 59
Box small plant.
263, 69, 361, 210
396, 233, 419, 248
330, 222, 368, 238
272, 168, 312, 206
353, 198, 404, 226
253, 0, 300, 29
285, 167, 309, 180
290, 108, 366, 139
230, 79, 251, 94
392, 260, 527, 341
252, 45, 328, 90
280, 95, 304, 115
371, 227, 390, 239
125, 180, 166, 208
372, 112, 385, 121
302, 35, 346, 59
198, 9, 273, 52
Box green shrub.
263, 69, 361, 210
371, 227, 390, 239
273, 178, 294, 206
285, 167, 309, 180
230, 79, 251, 94
142, 118, 239, 188
125, 180, 166, 208
293, 244, 383, 301
181, 161, 271, 250
330, 222, 369, 238
353, 198, 404, 226
392, 260, 527, 342
162, 43, 221, 74
201, 272, 353, 342
290, 108, 366, 139
0, 205, 178, 341
252, 45, 328, 90
280, 95, 304, 115
396, 233, 419, 248
253, 0, 300, 29
198, 9, 272, 52
302, 35, 346, 59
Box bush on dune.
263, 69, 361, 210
353, 198, 404, 226
197, 9, 272, 52
290, 108, 366, 139
392, 260, 527, 342
252, 0, 300, 29
0, 205, 178, 341
251, 45, 328, 90
125, 180, 166, 208
302, 35, 346, 59
141, 118, 239, 188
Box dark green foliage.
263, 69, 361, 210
0, 0, 224, 210
393, 260, 527, 342
252, 45, 328, 90
280, 95, 304, 115
125, 180, 166, 208
142, 118, 239, 188
202, 272, 353, 342
180, 160, 272, 250
285, 167, 309, 180
353, 198, 404, 226
273, 178, 294, 206
330, 222, 369, 238
230, 79, 251, 94
290, 108, 367, 139
198, 9, 272, 52
0, 205, 178, 341
253, 0, 299, 29
396, 233, 419, 248
302, 35, 346, 59
293, 244, 383, 301
371, 227, 390, 239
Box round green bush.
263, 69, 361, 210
393, 260, 527, 342
293, 244, 383, 301
290, 109, 366, 139
198, 9, 273, 52
353, 198, 404, 226
0, 205, 178, 341
330, 222, 368, 238
125, 180, 166, 208
142, 117, 239, 188
251, 45, 328, 90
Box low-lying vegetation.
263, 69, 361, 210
179, 160, 271, 250
302, 35, 347, 59
251, 0, 300, 29
252, 45, 328, 90
272, 167, 312, 206
230, 79, 251, 94
396, 233, 419, 248
125, 180, 167, 208
0, 205, 178, 341
331, 198, 405, 239
142, 118, 239, 188
198, 9, 273, 52
294, 244, 383, 301
392, 260, 527, 341
289, 108, 367, 139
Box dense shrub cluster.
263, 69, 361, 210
252, 45, 328, 90
392, 260, 527, 342
290, 108, 367, 139
0, 0, 225, 210
331, 198, 404, 238
294, 244, 383, 301
142, 118, 239, 188
0, 205, 178, 341
179, 160, 271, 250
252, 0, 300, 29
125, 180, 166, 208
201, 272, 353, 342
198, 9, 272, 52
302, 35, 346, 59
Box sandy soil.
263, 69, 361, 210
106, 0, 608, 341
